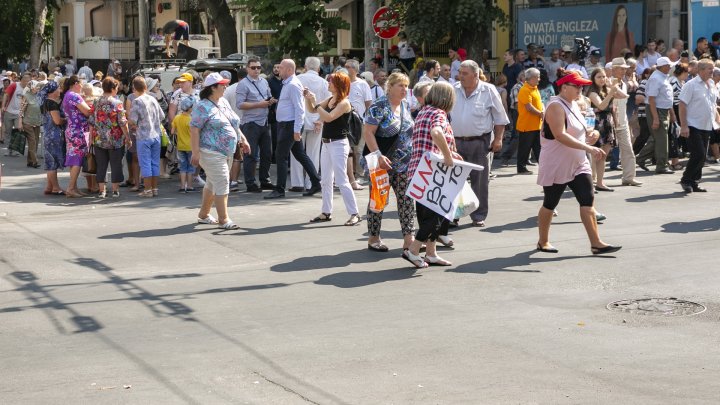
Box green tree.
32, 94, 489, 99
391, 0, 508, 63
232, 0, 349, 61
0, 0, 57, 69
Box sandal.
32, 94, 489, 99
218, 220, 240, 230
437, 235, 454, 247
65, 190, 83, 198
197, 215, 219, 224
152, 188, 159, 197
137, 190, 154, 198
351, 181, 365, 190
367, 241, 389, 252
402, 250, 429, 269
424, 255, 452, 266
344, 214, 360, 226
310, 213, 332, 223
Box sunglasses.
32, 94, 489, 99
249, 66, 262, 70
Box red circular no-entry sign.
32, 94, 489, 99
372, 7, 401, 40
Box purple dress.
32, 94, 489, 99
62, 91, 89, 167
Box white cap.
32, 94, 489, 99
656, 57, 678, 67
605, 62, 613, 70
202, 72, 230, 88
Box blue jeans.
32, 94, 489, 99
177, 150, 193, 173
137, 137, 161, 177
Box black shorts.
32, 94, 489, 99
174, 23, 189, 41
710, 130, 720, 145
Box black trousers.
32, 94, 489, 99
415, 201, 449, 243
517, 130, 541, 172
274, 121, 320, 192
241, 122, 272, 186
95, 146, 125, 183
681, 126, 711, 185
542, 173, 594, 210
633, 117, 651, 155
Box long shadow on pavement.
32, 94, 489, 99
271, 248, 401, 272
447, 250, 611, 275
315, 268, 420, 288
625, 192, 688, 203
661, 217, 720, 233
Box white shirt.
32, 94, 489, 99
349, 77, 372, 116
297, 70, 330, 128
545, 59, 566, 82
645, 51, 660, 67
418, 75, 434, 83
437, 75, 453, 84
679, 76, 718, 131
451, 81, 509, 137
612, 81, 629, 129
78, 66, 93, 81
566, 63, 588, 79
646, 69, 673, 109
370, 84, 385, 102
450, 60, 461, 81
223, 82, 243, 121
6, 82, 25, 115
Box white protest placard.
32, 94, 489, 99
406, 152, 484, 220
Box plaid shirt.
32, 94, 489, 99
408, 105, 455, 175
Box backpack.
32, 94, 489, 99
347, 107, 363, 146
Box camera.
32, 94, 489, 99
574, 37, 591, 66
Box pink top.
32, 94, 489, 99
537, 97, 592, 186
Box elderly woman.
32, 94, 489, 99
21, 80, 45, 168
146, 77, 172, 179
38, 81, 66, 195
304, 72, 360, 226
89, 77, 130, 198
191, 72, 250, 230
128, 76, 165, 197
363, 72, 415, 252
537, 69, 621, 255
61, 75, 92, 198
404, 82, 462, 268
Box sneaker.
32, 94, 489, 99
596, 213, 607, 222
229, 181, 240, 192
112, 191, 120, 198
194, 176, 206, 186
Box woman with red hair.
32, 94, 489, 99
303, 73, 361, 226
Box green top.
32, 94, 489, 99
22, 89, 42, 126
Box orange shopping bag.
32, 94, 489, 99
366, 151, 390, 213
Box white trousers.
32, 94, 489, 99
321, 138, 359, 215
615, 126, 637, 182
290, 128, 321, 188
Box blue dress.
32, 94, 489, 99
43, 99, 66, 171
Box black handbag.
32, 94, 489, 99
9, 128, 26, 155
346, 107, 363, 146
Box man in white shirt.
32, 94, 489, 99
645, 39, 661, 67
78, 61, 93, 82
451, 60, 509, 227
418, 59, 439, 83
345, 59, 372, 179
293, 56, 330, 190
679, 59, 719, 192
2, 72, 30, 152
360, 72, 384, 101
637, 56, 677, 174
438, 64, 453, 83
610, 57, 642, 186
545, 48, 566, 82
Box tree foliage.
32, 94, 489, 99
0, 0, 56, 67
232, 0, 349, 60
390, 0, 508, 61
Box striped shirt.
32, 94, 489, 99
636, 79, 647, 118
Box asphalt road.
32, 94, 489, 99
1, 149, 720, 404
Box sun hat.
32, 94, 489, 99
656, 56, 678, 67
611, 57, 630, 68
145, 77, 159, 91
557, 70, 593, 87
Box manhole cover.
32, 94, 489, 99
607, 297, 706, 316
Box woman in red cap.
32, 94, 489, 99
536, 69, 621, 255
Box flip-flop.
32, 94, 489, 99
197, 215, 219, 225
367, 241, 389, 252
218, 220, 240, 230
402, 250, 428, 269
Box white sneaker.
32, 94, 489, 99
194, 176, 206, 186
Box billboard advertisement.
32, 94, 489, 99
690, 1, 720, 49
516, 2, 644, 59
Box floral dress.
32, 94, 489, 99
362, 96, 414, 173
61, 91, 89, 167
90, 96, 127, 150
190, 98, 238, 157
42, 99, 65, 171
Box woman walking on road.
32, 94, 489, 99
536, 70, 621, 255
191, 73, 250, 230
39, 80, 66, 195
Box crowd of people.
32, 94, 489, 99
4, 32, 720, 268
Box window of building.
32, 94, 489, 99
124, 0, 139, 38
61, 26, 70, 58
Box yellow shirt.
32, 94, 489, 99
172, 113, 192, 151
516, 83, 543, 132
